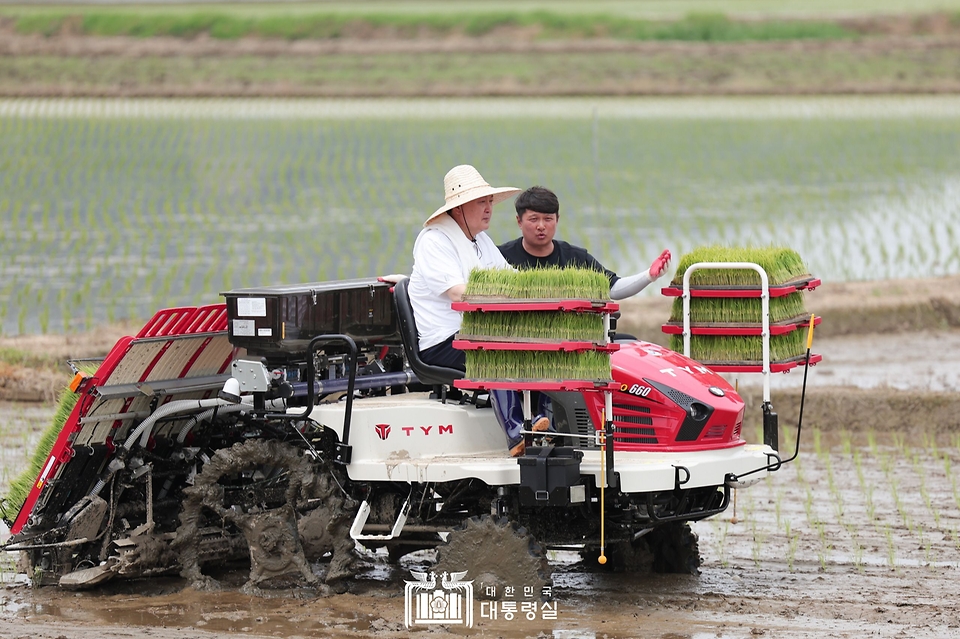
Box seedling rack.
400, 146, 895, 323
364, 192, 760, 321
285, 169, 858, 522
452, 297, 618, 390
453, 297, 619, 487
661, 315, 821, 336
660, 276, 821, 298
662, 262, 821, 404
663, 262, 821, 454
451, 299, 618, 313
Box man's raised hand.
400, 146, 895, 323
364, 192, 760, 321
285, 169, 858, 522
648, 249, 672, 280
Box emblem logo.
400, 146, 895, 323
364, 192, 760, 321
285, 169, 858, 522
405, 570, 474, 628
709, 386, 725, 397
375, 423, 391, 440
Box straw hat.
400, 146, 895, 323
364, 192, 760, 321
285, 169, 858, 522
424, 165, 520, 226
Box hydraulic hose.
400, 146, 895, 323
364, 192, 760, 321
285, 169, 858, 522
175, 396, 292, 443
89, 396, 241, 498
176, 404, 246, 443
126, 397, 235, 452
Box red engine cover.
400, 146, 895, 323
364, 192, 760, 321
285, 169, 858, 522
587, 341, 746, 452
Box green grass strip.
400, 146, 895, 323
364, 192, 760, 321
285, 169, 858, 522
10, 11, 855, 43
670, 331, 807, 363
1, 361, 100, 524
670, 245, 809, 288
465, 266, 610, 300
465, 349, 611, 381
0, 347, 64, 372
669, 291, 807, 324
461, 310, 605, 342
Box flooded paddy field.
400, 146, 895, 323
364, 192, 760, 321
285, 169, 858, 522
2, 96, 960, 335
2, 402, 959, 639
3, 94, 960, 637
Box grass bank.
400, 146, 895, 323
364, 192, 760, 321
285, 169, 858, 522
4, 43, 959, 97
5, 11, 862, 43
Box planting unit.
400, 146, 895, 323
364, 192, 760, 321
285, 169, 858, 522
3, 272, 804, 594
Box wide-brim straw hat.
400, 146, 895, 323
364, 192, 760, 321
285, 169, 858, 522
424, 164, 520, 227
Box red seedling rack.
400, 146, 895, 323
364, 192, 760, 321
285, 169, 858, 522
453, 338, 620, 353
453, 297, 619, 430
452, 299, 619, 313
663, 262, 821, 403
705, 353, 823, 374
661, 315, 821, 336
454, 379, 620, 392
660, 276, 821, 299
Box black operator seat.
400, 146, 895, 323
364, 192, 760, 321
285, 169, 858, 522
392, 277, 463, 388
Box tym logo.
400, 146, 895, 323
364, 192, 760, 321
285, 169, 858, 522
660, 365, 711, 377
399, 425, 454, 436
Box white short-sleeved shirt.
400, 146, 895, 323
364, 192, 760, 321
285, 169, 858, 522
409, 214, 509, 351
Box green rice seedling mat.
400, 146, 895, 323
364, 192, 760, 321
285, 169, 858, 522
661, 314, 820, 336
668, 245, 811, 288
460, 309, 606, 344
667, 291, 807, 325
464, 349, 613, 383
669, 331, 807, 364
1, 361, 100, 521
465, 266, 610, 301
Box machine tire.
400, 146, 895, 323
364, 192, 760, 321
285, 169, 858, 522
435, 515, 551, 600
645, 521, 701, 575
579, 539, 655, 573
174, 439, 324, 589
385, 532, 444, 562
579, 522, 701, 574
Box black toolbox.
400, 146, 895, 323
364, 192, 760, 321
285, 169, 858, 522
223, 278, 400, 359
518, 446, 586, 507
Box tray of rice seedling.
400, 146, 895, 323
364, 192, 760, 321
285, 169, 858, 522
454, 338, 620, 352
461, 349, 613, 386
459, 294, 612, 346
455, 379, 621, 392
669, 331, 820, 371
660, 315, 821, 336
704, 353, 822, 374
661, 246, 821, 298
660, 275, 821, 298
459, 267, 616, 313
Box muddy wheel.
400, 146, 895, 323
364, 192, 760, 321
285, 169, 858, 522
580, 522, 700, 575
435, 515, 551, 600
385, 532, 444, 562
175, 439, 352, 590
579, 539, 655, 573
645, 522, 701, 575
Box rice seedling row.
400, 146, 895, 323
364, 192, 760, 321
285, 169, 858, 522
2, 99, 960, 335
696, 427, 960, 574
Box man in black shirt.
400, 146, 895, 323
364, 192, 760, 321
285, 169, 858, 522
498, 186, 671, 300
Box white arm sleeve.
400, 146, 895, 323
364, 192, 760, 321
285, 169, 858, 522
609, 269, 656, 300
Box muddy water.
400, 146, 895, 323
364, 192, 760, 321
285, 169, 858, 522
3, 417, 959, 639
729, 331, 960, 393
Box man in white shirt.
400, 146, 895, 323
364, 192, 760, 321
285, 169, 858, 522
409, 165, 517, 369
407, 165, 547, 456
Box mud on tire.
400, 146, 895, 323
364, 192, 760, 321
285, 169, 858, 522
645, 522, 701, 575
435, 515, 551, 600
580, 521, 701, 575
174, 439, 340, 590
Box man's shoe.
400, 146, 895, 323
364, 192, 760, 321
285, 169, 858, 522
509, 439, 526, 457
532, 416, 550, 432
